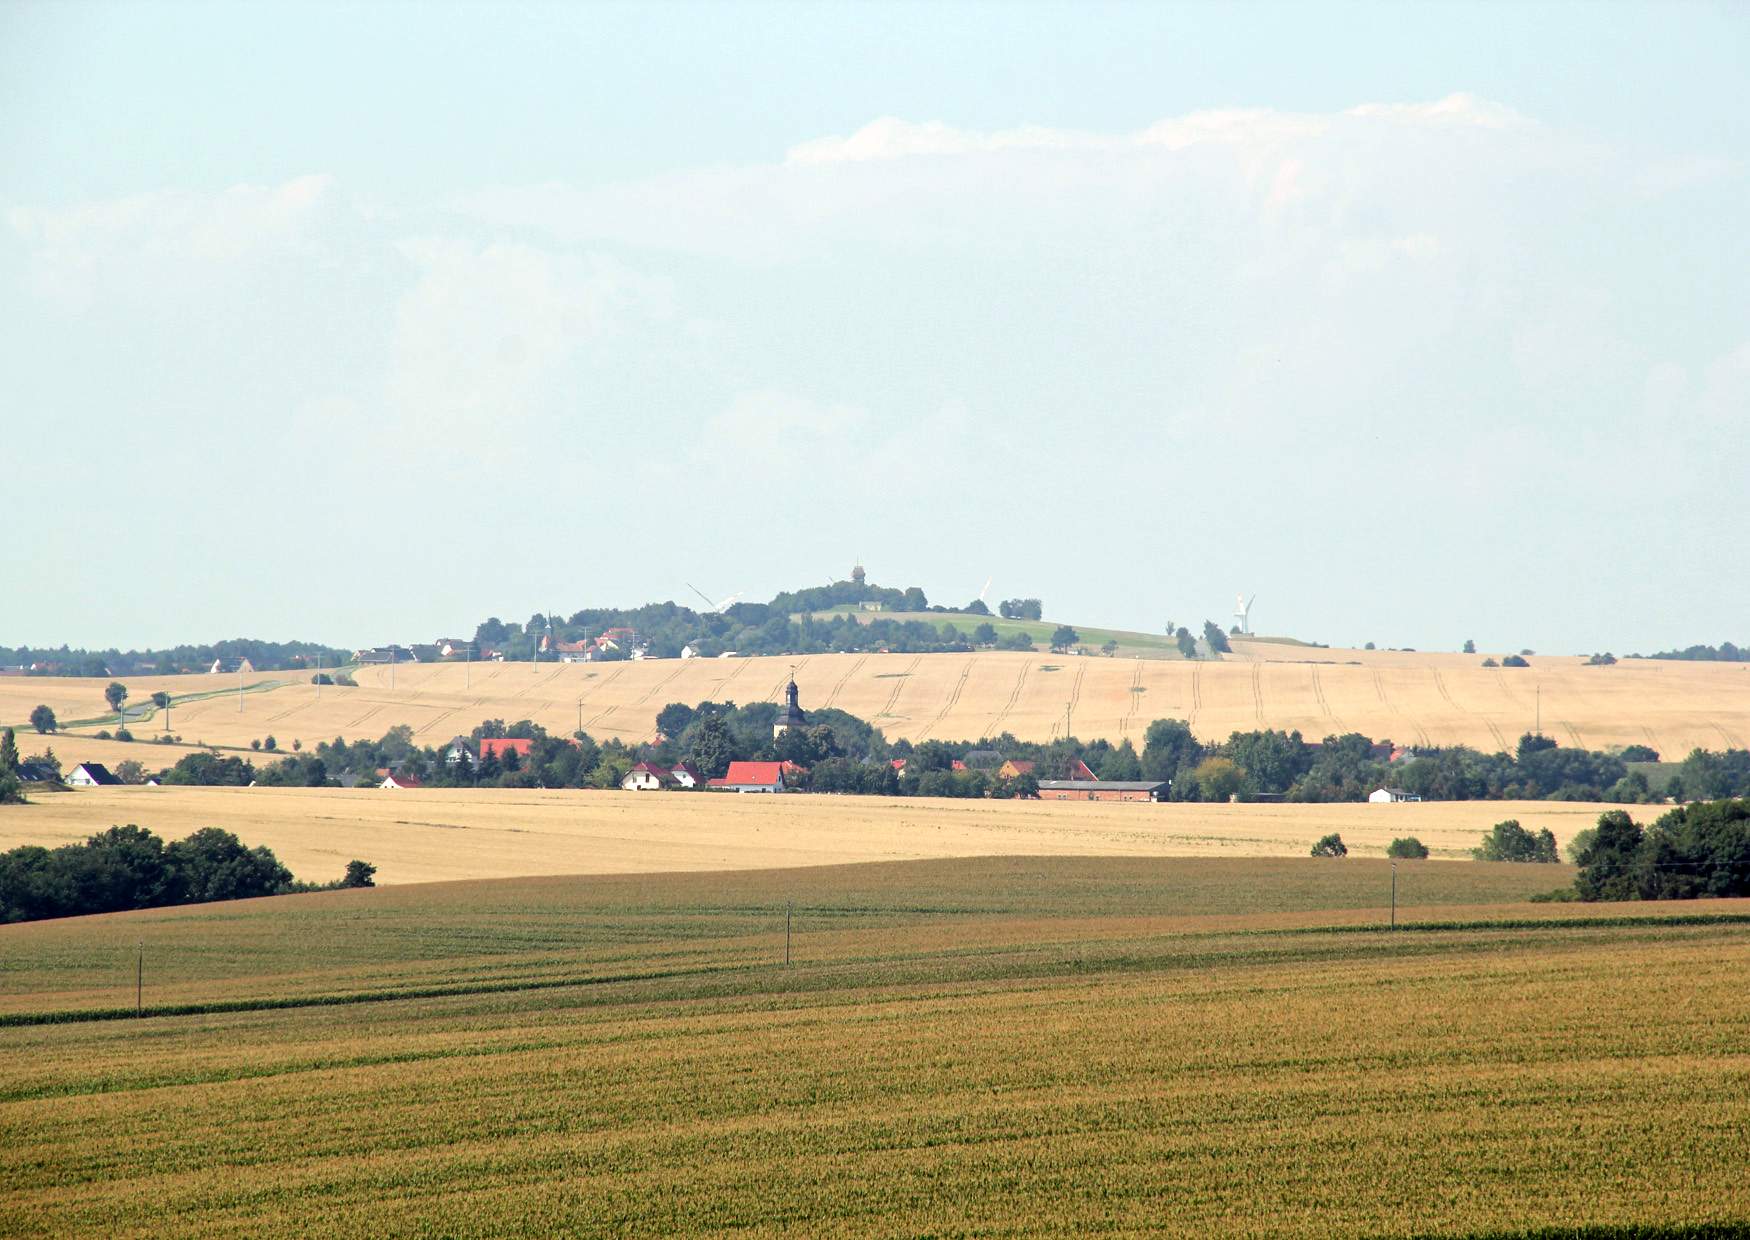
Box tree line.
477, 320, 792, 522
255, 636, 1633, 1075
0, 639, 352, 678
0, 824, 374, 924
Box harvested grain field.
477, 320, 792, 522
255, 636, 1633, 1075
9, 646, 1749, 760
0, 784, 1623, 884
4, 858, 1747, 1236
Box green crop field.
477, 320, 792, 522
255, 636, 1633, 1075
5, 856, 1750, 1237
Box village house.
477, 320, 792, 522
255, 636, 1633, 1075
1368, 787, 1422, 803
622, 761, 670, 791
443, 737, 477, 769
379, 772, 423, 790
998, 759, 1036, 780
668, 762, 702, 788
1036, 779, 1168, 803
66, 762, 122, 787
710, 760, 787, 793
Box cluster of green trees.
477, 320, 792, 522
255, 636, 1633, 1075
1639, 642, 1747, 663
469, 577, 1059, 664
0, 639, 351, 678
1565, 799, 1750, 900
0, 824, 374, 923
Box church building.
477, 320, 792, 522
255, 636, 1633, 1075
774, 675, 807, 739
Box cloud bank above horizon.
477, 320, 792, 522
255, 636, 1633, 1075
4, 87, 1746, 653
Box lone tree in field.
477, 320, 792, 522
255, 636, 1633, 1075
1387, 837, 1430, 859
151, 691, 171, 727
1462, 639, 1476, 654
341, 860, 377, 888
1051, 625, 1080, 651
1474, 819, 1559, 863
28, 705, 56, 735
105, 682, 128, 722
1311, 833, 1348, 858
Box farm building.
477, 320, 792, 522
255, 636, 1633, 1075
1369, 787, 1422, 803
669, 762, 702, 788
13, 761, 59, 785
622, 762, 670, 791
65, 762, 122, 787
1036, 779, 1168, 803
710, 761, 787, 793
207, 657, 255, 675
999, 759, 1036, 780
379, 772, 423, 790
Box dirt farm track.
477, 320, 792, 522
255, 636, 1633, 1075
5, 643, 1749, 774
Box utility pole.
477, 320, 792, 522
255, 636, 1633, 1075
237, 663, 244, 712
464, 646, 471, 690
577, 698, 584, 736
315, 652, 321, 700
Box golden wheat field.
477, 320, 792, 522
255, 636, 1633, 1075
8, 646, 1749, 766
3, 858, 1748, 1236
0, 784, 1626, 885
6, 644, 1748, 784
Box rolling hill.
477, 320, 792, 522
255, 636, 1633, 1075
8, 640, 1749, 772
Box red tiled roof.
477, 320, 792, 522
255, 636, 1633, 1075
890, 758, 907, 771
628, 761, 669, 776
1070, 759, 1099, 781
479, 738, 534, 759
722, 760, 784, 786
1003, 760, 1036, 775
951, 759, 967, 771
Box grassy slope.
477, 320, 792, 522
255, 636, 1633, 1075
4, 857, 1749, 1236
813, 605, 1188, 657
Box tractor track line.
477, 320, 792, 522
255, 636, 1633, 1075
767, 657, 811, 703
876, 657, 921, 719
1250, 663, 1265, 726
1064, 661, 1088, 738
1373, 671, 1431, 748
821, 655, 868, 710
1119, 660, 1144, 737
986, 661, 1031, 739
580, 666, 629, 730
630, 663, 688, 708
915, 658, 973, 742
1311, 666, 1345, 734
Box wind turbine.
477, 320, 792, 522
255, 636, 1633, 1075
1234, 594, 1256, 636
978, 576, 993, 606
686, 583, 742, 614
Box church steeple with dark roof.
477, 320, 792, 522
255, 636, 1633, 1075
775, 672, 807, 738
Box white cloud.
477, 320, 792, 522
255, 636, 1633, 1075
8, 174, 337, 309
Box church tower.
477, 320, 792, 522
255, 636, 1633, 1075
774, 674, 807, 738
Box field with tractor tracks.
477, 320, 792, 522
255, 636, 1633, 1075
7, 642, 1749, 769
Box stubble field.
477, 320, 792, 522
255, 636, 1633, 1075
0, 784, 1627, 885
3, 856, 1748, 1237
7, 646, 1749, 776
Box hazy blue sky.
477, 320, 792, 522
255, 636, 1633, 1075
3, 1, 1746, 653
